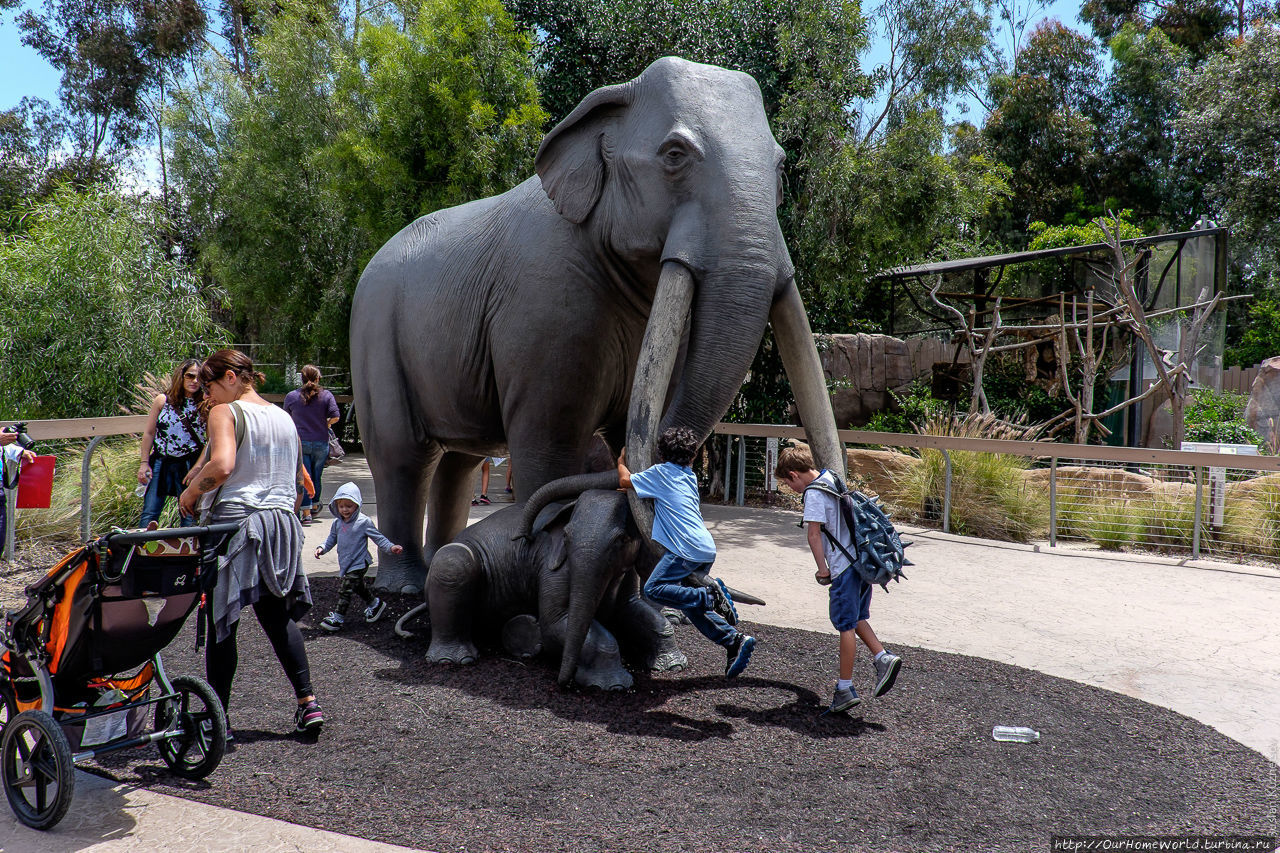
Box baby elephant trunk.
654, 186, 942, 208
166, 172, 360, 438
516, 470, 621, 539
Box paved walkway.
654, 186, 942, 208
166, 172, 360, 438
4, 454, 1277, 849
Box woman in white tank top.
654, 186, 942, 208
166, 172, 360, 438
178, 349, 325, 736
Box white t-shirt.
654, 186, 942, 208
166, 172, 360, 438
802, 470, 854, 579
202, 401, 299, 513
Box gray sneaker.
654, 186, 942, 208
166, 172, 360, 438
872, 652, 902, 697
364, 597, 387, 623
830, 686, 861, 713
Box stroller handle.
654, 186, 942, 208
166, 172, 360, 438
103, 522, 242, 548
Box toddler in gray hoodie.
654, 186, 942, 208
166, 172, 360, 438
314, 482, 402, 631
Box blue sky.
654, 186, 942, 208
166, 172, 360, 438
1, 15, 61, 112
2, 0, 1084, 129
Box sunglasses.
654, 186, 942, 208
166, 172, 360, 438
184, 372, 200, 379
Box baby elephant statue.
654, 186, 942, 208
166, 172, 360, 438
395, 471, 687, 690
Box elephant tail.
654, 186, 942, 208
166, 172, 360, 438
394, 601, 431, 639
515, 471, 621, 540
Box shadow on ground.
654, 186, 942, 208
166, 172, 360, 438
91, 578, 1276, 853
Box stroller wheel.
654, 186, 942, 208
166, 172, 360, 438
155, 676, 226, 780
1, 710, 75, 831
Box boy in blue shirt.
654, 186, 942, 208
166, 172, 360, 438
618, 426, 755, 677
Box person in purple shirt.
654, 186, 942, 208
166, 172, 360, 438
618, 426, 756, 678
283, 365, 340, 525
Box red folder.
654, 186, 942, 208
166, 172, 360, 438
15, 455, 56, 509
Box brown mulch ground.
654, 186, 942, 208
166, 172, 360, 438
75, 577, 1277, 852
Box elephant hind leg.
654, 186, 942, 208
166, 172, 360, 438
425, 541, 483, 665
426, 452, 486, 560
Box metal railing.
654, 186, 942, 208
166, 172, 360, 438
712, 423, 1280, 562
10, 415, 1280, 565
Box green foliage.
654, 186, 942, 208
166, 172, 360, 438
326, 0, 547, 241
865, 380, 949, 433
1226, 297, 1280, 368
1100, 24, 1190, 226
974, 356, 1067, 425
1176, 24, 1280, 292
0, 186, 225, 419
168, 0, 544, 367
896, 414, 1048, 541
1082, 499, 1137, 549
982, 22, 1104, 237
1183, 388, 1265, 449
1018, 210, 1144, 293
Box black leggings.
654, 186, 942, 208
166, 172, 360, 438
205, 589, 313, 713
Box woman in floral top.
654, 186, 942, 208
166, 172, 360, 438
138, 359, 208, 528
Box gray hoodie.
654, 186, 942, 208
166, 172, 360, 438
318, 482, 398, 576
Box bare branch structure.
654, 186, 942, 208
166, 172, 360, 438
930, 214, 1234, 446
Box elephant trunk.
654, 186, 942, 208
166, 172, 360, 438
557, 492, 632, 687
517, 470, 621, 540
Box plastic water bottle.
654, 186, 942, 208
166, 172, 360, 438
992, 725, 1040, 742
134, 483, 148, 497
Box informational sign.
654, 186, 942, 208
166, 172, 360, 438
1180, 442, 1260, 528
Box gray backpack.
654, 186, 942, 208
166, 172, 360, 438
803, 477, 910, 591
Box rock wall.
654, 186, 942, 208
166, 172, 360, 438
1245, 356, 1280, 450
819, 333, 920, 428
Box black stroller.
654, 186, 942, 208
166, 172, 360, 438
0, 523, 238, 830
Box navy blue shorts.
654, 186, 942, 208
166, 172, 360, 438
829, 566, 871, 632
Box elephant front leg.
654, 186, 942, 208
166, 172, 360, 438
609, 570, 688, 673
542, 615, 634, 691
425, 542, 483, 665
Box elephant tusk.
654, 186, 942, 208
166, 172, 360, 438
685, 571, 767, 607
770, 279, 846, 478
625, 260, 696, 536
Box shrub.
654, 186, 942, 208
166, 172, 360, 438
1082, 500, 1137, 550
1183, 388, 1265, 450
0, 186, 226, 419
865, 380, 949, 434
1139, 492, 1196, 551
896, 413, 1048, 542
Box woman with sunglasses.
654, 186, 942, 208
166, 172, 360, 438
138, 359, 207, 528
178, 348, 323, 736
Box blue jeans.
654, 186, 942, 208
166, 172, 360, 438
299, 439, 329, 511
139, 458, 197, 528
644, 553, 735, 647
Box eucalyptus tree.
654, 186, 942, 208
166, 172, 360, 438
167, 0, 545, 365
0, 186, 223, 419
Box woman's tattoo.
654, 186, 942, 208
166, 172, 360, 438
196, 475, 218, 493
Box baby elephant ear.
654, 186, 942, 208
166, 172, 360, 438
535, 81, 633, 224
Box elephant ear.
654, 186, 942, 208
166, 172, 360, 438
535, 81, 634, 224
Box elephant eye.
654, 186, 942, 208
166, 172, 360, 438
661, 145, 689, 171
658, 133, 702, 174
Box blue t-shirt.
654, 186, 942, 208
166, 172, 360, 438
630, 461, 716, 563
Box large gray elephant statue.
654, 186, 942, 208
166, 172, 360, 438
351, 56, 845, 593
395, 471, 686, 690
